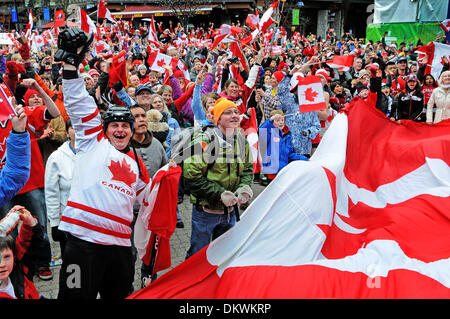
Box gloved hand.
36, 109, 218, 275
18, 42, 30, 60
221, 190, 238, 207
113, 80, 124, 92
367, 63, 378, 78
54, 28, 94, 67
6, 61, 18, 77
235, 185, 253, 204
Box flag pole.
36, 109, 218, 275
146, 233, 160, 284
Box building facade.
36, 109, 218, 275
0, 0, 373, 39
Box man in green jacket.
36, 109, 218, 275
184, 98, 254, 259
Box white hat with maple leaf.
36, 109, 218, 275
289, 72, 304, 91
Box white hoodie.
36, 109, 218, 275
45, 140, 76, 228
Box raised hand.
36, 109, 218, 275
10, 102, 27, 133
54, 28, 94, 67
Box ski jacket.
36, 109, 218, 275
0, 131, 30, 208
259, 119, 308, 175
183, 127, 253, 211
393, 88, 424, 121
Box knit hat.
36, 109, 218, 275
211, 98, 238, 123
358, 70, 370, 78
405, 74, 417, 83
88, 68, 100, 77
315, 68, 330, 81
272, 71, 285, 83
24, 89, 41, 106
357, 84, 368, 94
173, 69, 185, 78
80, 72, 93, 82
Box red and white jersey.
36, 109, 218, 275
59, 78, 150, 247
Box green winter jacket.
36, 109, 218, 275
183, 127, 253, 211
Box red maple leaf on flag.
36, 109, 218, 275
108, 158, 137, 188
305, 87, 319, 102
156, 58, 166, 68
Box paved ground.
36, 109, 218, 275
34, 183, 266, 299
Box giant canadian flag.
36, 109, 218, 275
128, 97, 450, 299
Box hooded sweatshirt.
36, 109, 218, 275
45, 140, 76, 227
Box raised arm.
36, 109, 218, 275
0, 105, 30, 208
21, 78, 60, 119
54, 28, 99, 153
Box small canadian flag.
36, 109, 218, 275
297, 75, 327, 113
0, 83, 16, 122
440, 19, 450, 33
147, 50, 178, 74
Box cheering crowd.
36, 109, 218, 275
0, 15, 449, 299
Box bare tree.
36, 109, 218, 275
153, 0, 213, 31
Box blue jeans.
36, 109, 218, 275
1, 188, 51, 270
176, 206, 182, 222
185, 205, 236, 260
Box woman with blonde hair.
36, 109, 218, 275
426, 70, 450, 124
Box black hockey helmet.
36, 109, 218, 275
102, 105, 135, 132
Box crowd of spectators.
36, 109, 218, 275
0, 17, 449, 299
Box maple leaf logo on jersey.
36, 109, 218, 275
305, 87, 319, 102
108, 158, 137, 188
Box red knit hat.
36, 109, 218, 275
272, 71, 285, 82
173, 69, 185, 78
24, 89, 41, 106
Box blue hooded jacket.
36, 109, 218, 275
0, 131, 31, 208
258, 119, 308, 175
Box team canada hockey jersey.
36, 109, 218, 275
58, 77, 150, 247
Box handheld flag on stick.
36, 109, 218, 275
297, 75, 327, 113
80, 9, 97, 35
98, 0, 117, 23
0, 82, 16, 122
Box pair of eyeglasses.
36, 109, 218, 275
222, 109, 240, 116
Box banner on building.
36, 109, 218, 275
366, 22, 442, 46
292, 9, 300, 26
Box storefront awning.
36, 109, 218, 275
35, 20, 79, 29
112, 4, 219, 19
